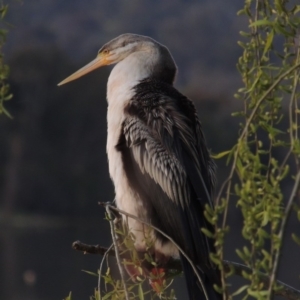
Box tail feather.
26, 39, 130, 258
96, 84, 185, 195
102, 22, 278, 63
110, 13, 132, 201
180, 254, 222, 300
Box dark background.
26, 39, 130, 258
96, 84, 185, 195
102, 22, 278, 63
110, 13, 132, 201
0, 1, 299, 299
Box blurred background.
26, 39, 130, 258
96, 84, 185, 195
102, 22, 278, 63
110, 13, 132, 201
0, 0, 299, 299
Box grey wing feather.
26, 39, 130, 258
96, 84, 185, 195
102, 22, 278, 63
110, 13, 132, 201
122, 113, 214, 273
124, 118, 189, 208
119, 79, 220, 300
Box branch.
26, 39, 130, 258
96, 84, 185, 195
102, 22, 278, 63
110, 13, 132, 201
98, 244, 113, 300
99, 202, 209, 300
72, 240, 115, 255
72, 240, 182, 270
72, 241, 300, 300
268, 169, 300, 298
105, 204, 130, 300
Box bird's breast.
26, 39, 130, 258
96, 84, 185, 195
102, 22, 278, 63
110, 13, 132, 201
106, 78, 148, 249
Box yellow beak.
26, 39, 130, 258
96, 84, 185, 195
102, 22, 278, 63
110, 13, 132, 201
57, 54, 108, 86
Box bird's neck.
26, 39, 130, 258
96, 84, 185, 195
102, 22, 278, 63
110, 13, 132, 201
107, 51, 154, 104
106, 49, 177, 105
106, 52, 153, 156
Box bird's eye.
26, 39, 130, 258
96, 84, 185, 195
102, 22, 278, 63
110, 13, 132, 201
103, 49, 109, 55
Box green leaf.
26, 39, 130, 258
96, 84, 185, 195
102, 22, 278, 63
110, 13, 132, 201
263, 30, 274, 56
239, 31, 251, 37
237, 9, 246, 16
292, 233, 300, 246
102, 291, 114, 300
209, 253, 222, 265
231, 285, 249, 296
82, 270, 98, 277
212, 150, 232, 159
94, 289, 100, 300
138, 283, 144, 300
64, 292, 72, 300
204, 210, 215, 225
274, 23, 294, 37
249, 19, 274, 27
279, 165, 290, 180
0, 101, 12, 118
236, 249, 246, 261
293, 5, 300, 14
201, 228, 214, 238
0, 5, 8, 19
261, 211, 269, 226
248, 289, 269, 297
237, 41, 247, 49
275, 0, 284, 13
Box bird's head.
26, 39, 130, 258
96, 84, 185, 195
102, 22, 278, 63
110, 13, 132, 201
58, 33, 177, 86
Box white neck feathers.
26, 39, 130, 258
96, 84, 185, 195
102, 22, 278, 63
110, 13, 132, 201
106, 50, 156, 104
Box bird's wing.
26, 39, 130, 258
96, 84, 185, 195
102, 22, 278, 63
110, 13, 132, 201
117, 79, 216, 270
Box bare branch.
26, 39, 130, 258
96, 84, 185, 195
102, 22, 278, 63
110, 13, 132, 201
105, 204, 130, 300
268, 170, 300, 298
98, 244, 113, 300
72, 240, 115, 256
72, 240, 182, 271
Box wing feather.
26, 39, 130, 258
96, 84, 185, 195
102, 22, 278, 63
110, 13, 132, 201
120, 79, 216, 272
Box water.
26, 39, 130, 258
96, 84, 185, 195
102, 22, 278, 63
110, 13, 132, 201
0, 215, 112, 300
1, 213, 299, 300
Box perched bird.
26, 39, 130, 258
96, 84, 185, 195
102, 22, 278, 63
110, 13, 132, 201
58, 33, 221, 300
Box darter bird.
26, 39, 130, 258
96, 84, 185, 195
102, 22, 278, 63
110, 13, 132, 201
58, 33, 221, 300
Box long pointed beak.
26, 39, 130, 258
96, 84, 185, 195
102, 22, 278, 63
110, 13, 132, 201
58, 55, 108, 86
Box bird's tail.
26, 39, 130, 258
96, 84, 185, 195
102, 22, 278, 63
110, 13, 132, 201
180, 254, 222, 300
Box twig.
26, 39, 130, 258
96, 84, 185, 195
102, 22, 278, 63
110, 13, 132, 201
72, 240, 115, 255
105, 204, 130, 300
72, 242, 300, 300
99, 202, 209, 300
72, 240, 182, 270
98, 243, 113, 300
268, 170, 300, 299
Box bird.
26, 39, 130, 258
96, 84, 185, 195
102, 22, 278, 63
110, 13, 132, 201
58, 33, 221, 300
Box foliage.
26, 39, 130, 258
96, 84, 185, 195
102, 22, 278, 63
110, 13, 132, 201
210, 0, 300, 299
0, 1, 11, 117
98, 216, 177, 300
